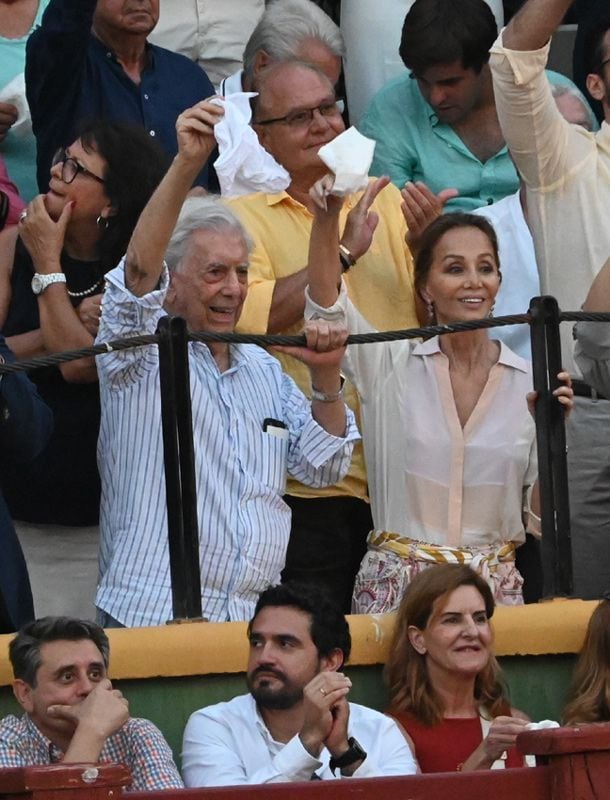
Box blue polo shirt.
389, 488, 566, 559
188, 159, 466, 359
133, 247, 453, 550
26, 0, 214, 191
359, 68, 580, 212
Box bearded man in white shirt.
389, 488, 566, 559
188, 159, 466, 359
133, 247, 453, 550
182, 582, 418, 785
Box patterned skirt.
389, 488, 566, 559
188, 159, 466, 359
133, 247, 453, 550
352, 533, 523, 614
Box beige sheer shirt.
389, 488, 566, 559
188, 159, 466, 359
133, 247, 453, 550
490, 32, 610, 375
306, 288, 537, 549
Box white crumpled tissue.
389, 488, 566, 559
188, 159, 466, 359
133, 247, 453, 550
0, 73, 32, 138
526, 720, 561, 730
212, 92, 290, 198
317, 126, 376, 195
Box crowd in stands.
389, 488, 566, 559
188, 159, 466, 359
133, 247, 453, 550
2, 0, 610, 785
0, 0, 607, 650
1, 575, 610, 784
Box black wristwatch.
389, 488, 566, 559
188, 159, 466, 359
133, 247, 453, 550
338, 243, 356, 272
329, 737, 367, 774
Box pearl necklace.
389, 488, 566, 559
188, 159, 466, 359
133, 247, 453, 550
67, 278, 104, 299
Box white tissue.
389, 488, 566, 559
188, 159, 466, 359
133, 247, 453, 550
317, 126, 376, 195
526, 720, 561, 730
212, 92, 290, 198
0, 73, 31, 138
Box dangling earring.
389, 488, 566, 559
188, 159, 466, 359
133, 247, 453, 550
96, 215, 109, 230
427, 300, 435, 323
488, 302, 495, 319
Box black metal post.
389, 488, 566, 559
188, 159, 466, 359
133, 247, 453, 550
156, 315, 202, 620
529, 296, 572, 597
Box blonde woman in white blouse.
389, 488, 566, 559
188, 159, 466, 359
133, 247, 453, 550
297, 177, 572, 613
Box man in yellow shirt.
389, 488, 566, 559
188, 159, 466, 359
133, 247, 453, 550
230, 60, 420, 612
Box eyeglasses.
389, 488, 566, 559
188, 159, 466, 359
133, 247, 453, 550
52, 148, 106, 185
255, 100, 343, 128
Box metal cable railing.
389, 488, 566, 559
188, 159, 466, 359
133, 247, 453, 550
3, 302, 610, 619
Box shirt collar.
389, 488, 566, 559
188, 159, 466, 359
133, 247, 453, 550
412, 335, 530, 373
90, 34, 153, 70
265, 188, 356, 211
248, 695, 277, 745
24, 715, 63, 762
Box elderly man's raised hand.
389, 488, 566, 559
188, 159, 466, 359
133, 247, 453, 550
175, 100, 224, 166
47, 679, 129, 742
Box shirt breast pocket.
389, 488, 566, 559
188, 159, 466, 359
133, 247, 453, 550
259, 427, 289, 494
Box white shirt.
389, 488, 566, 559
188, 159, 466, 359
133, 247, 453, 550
306, 287, 537, 548
490, 32, 610, 375
473, 191, 540, 360
219, 69, 245, 96
182, 693, 418, 785
574, 322, 610, 398
148, 1, 264, 89
95, 264, 358, 627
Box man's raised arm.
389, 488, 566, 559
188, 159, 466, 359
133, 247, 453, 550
125, 102, 222, 297
502, 0, 574, 51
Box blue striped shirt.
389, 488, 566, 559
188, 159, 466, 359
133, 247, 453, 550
95, 264, 358, 627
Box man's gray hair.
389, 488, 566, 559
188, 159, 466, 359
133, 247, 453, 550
243, 0, 344, 84
165, 197, 253, 272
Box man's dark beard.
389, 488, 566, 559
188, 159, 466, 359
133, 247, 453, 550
247, 669, 303, 710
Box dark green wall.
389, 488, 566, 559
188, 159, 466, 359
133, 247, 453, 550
0, 654, 576, 768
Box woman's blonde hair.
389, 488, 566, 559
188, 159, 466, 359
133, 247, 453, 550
385, 564, 511, 725
563, 599, 610, 725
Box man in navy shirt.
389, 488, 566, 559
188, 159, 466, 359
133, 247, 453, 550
26, 0, 214, 191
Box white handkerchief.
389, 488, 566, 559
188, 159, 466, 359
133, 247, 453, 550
212, 93, 290, 198
0, 73, 31, 138
526, 720, 561, 730
317, 127, 376, 195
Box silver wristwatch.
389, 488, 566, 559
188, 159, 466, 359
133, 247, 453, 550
31, 273, 67, 295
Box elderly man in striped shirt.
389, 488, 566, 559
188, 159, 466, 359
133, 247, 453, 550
94, 100, 358, 628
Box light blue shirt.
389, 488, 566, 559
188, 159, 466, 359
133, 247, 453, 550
0, 0, 50, 201
360, 68, 580, 212
95, 263, 358, 627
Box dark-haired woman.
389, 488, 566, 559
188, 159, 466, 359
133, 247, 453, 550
385, 564, 529, 772
304, 177, 572, 613
0, 123, 167, 610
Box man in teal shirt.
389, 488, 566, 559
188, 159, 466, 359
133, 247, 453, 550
359, 0, 578, 212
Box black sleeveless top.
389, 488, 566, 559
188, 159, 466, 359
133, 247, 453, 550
1, 238, 103, 525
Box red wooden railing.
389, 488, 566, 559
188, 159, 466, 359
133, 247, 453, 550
1, 723, 610, 800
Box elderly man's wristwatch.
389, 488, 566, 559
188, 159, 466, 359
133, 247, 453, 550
31, 273, 67, 295
329, 737, 367, 774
